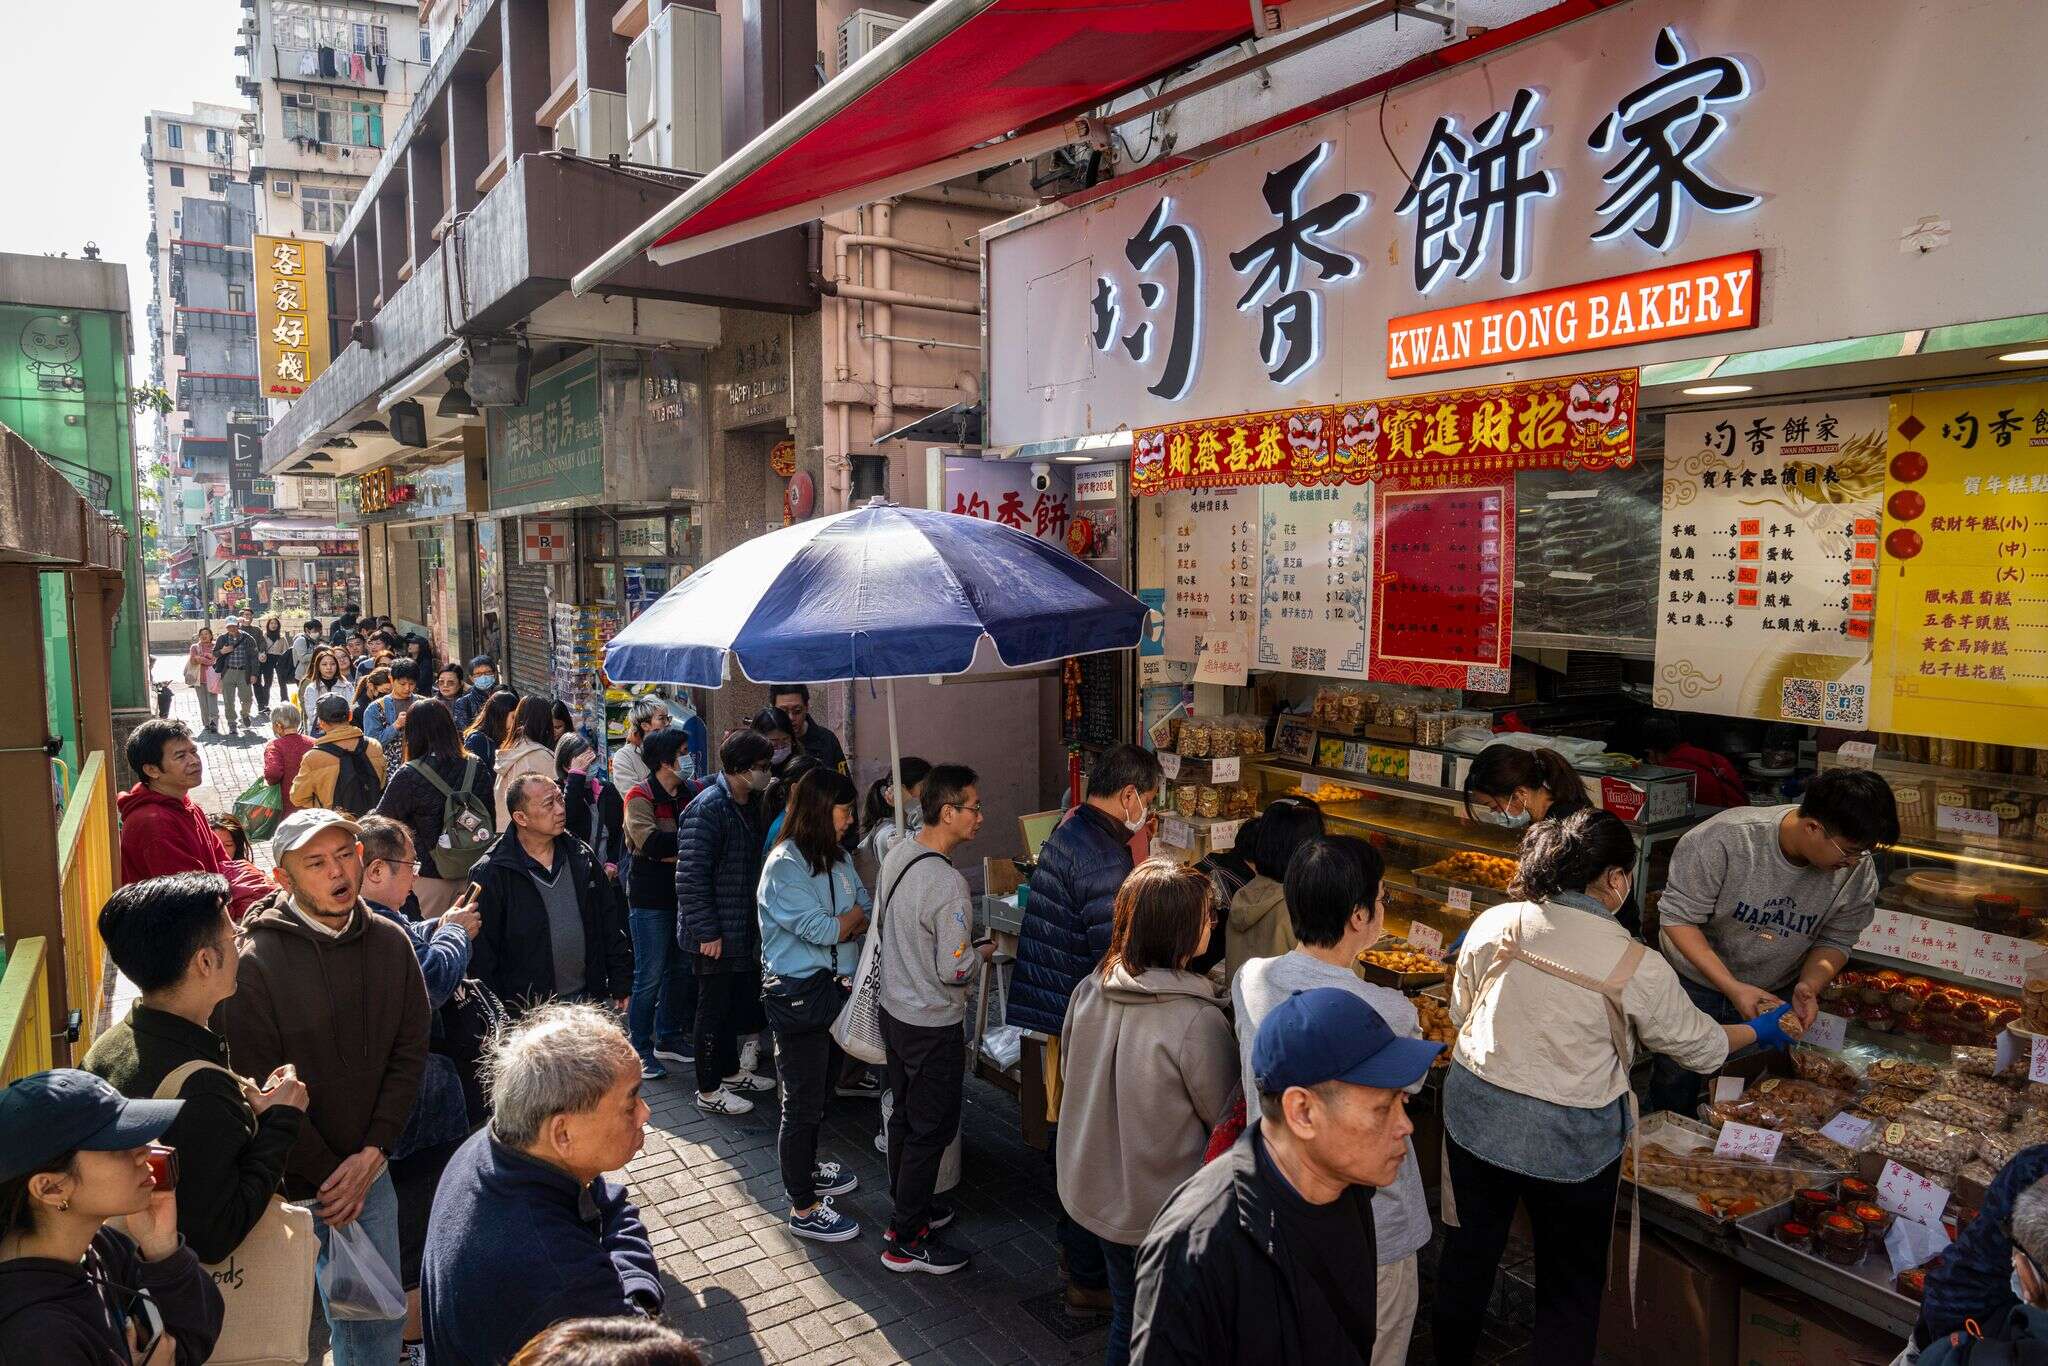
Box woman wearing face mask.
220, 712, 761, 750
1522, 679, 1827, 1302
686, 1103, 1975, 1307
1463, 744, 1589, 831
1433, 809, 1797, 1366
0, 1070, 225, 1365
854, 757, 932, 892
752, 708, 798, 775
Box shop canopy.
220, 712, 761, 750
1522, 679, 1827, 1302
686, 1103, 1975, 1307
251, 518, 358, 544
576, 0, 1313, 286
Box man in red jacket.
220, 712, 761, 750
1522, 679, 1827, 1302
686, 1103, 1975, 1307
120, 719, 273, 917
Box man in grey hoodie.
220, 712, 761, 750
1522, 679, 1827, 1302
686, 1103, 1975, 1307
875, 764, 993, 1276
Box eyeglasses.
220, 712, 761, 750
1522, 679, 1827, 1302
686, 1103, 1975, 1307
947, 802, 984, 815
1822, 831, 1875, 864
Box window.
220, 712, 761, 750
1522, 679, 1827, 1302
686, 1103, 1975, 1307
227, 284, 247, 311
206, 128, 219, 153
418, 30, 431, 62
274, 179, 294, 196
282, 95, 383, 148
166, 123, 183, 149
301, 186, 353, 234
209, 174, 228, 194
168, 167, 185, 187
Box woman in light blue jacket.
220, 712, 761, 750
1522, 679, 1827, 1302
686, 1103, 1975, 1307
757, 769, 872, 1244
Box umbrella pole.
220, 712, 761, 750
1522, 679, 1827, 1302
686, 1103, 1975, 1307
887, 677, 905, 838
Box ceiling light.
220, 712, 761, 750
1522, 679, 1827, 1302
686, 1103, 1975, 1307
1680, 383, 1754, 396
1997, 347, 2048, 363
436, 385, 477, 417
1054, 454, 1092, 463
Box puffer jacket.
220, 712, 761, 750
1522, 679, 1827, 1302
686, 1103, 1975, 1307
675, 775, 763, 972
1007, 803, 1134, 1036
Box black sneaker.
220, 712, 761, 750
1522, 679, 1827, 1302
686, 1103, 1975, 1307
881, 1234, 968, 1275
881, 1204, 953, 1245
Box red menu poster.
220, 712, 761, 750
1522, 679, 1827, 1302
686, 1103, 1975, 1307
1370, 483, 1515, 688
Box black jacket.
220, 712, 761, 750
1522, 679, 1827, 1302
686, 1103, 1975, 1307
1130, 1127, 1376, 1366
565, 770, 624, 866
469, 828, 632, 1006
81, 1004, 303, 1263
1008, 804, 1134, 1035
0, 1227, 223, 1366
674, 775, 763, 971
375, 752, 492, 876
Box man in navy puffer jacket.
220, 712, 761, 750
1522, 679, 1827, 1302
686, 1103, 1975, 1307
1007, 743, 1161, 1310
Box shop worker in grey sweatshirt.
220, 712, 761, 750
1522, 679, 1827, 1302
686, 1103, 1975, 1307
1649, 766, 1897, 1112
875, 764, 995, 1274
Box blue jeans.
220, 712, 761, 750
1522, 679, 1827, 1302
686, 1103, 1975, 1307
628, 907, 693, 1060
1647, 973, 1754, 1114
1102, 1239, 1138, 1366
312, 1167, 405, 1366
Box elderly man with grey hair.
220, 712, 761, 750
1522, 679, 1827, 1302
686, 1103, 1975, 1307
419, 1002, 662, 1366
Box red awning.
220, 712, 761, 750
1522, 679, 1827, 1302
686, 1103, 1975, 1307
577, 0, 1299, 285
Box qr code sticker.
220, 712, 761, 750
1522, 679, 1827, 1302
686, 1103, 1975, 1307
1780, 677, 1824, 721
1823, 680, 1868, 726
1466, 664, 1512, 693
1292, 646, 1327, 671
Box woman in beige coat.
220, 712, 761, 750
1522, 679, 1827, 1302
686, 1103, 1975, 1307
1058, 858, 1238, 1366
492, 695, 561, 827
1222, 795, 1323, 982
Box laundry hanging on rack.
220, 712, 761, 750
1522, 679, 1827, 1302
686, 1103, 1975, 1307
348, 52, 366, 83
298, 49, 318, 77
318, 45, 336, 77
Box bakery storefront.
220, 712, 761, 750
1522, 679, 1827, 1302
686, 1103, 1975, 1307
980, 0, 2048, 1348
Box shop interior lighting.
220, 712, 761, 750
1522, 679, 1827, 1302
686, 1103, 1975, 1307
1680, 383, 1753, 395
1054, 454, 1092, 463
1997, 347, 2048, 362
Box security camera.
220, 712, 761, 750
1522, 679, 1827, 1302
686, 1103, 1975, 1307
1030, 461, 1053, 492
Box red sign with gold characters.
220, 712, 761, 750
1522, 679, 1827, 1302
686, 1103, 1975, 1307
1130, 370, 1637, 496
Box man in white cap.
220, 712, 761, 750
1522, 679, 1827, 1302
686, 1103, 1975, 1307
211, 614, 262, 738
215, 808, 431, 1366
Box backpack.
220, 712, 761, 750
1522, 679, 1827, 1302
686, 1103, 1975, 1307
317, 739, 383, 817
418, 755, 495, 879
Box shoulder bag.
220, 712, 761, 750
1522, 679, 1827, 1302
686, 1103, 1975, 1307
152, 1061, 317, 1366
831, 849, 942, 1065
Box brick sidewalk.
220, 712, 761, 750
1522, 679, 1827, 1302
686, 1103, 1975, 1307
149, 654, 1109, 1365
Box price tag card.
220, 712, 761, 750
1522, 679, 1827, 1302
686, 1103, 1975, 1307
1209, 819, 1244, 853
1158, 817, 1192, 849
1211, 756, 1241, 783
1446, 887, 1473, 913
1712, 1075, 1746, 1103
1407, 922, 1444, 958
1159, 752, 1182, 780
1714, 1122, 1783, 1163
1877, 1159, 1951, 1226
1803, 1012, 1849, 1050
1938, 805, 2002, 839
1407, 749, 1445, 787
2031, 1034, 2048, 1085
1820, 1112, 1874, 1149
1836, 741, 1878, 769
1999, 1028, 2022, 1076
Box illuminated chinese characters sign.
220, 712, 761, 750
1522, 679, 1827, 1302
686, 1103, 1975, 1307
254, 235, 331, 399
942, 459, 1074, 545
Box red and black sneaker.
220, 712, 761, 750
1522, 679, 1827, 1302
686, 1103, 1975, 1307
880, 1232, 969, 1276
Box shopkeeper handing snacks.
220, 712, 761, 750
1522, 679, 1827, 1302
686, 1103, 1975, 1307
1646, 767, 1899, 1114
1435, 809, 1798, 1366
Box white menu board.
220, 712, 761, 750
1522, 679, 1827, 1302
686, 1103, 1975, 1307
1255, 483, 1374, 678
1653, 400, 1887, 726
1163, 488, 1260, 661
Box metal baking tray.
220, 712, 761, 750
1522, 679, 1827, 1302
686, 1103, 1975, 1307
1356, 956, 1448, 991
1734, 1200, 1921, 1337
1413, 871, 1514, 912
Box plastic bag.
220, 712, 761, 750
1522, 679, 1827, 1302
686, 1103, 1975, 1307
980, 1024, 1023, 1071
233, 780, 284, 842
318, 1220, 404, 1321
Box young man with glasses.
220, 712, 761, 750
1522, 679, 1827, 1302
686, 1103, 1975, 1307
1647, 766, 1898, 1114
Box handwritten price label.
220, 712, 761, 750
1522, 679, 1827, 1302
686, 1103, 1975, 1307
1447, 887, 1473, 913
1408, 749, 1445, 786
1803, 1012, 1849, 1050
1158, 817, 1192, 849
1877, 1159, 1951, 1226
1820, 1112, 1873, 1149
1937, 805, 2001, 839
1714, 1122, 1783, 1163
1211, 756, 1241, 783
1836, 741, 1877, 769
2031, 1035, 2048, 1085
1407, 922, 1444, 958
1158, 752, 1182, 779
1209, 819, 1244, 853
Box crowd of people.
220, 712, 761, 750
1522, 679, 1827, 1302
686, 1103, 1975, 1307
19, 632, 2048, 1366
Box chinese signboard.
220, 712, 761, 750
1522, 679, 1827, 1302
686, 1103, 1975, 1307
941, 459, 1075, 545
987, 0, 2048, 448
1653, 400, 1887, 726
1256, 483, 1373, 679
254, 235, 330, 399
1130, 370, 1637, 496
1385, 252, 1759, 379
1871, 383, 2048, 746
356, 466, 417, 514
228, 420, 274, 513
1161, 488, 1257, 661
488, 356, 603, 510
1370, 483, 1514, 688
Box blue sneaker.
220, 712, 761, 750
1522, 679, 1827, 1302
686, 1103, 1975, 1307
790, 1199, 861, 1244
653, 1042, 694, 1065
639, 1057, 668, 1081
812, 1161, 858, 1198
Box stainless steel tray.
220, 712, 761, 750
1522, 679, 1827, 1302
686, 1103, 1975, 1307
1733, 1200, 1920, 1337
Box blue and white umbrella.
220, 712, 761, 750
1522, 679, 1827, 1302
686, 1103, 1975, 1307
605, 497, 1147, 828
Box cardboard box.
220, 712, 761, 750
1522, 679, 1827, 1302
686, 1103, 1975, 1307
1599, 1222, 1743, 1366
1738, 1283, 1901, 1366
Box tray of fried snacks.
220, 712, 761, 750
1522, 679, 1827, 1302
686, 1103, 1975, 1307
1779, 1123, 1868, 1171
1789, 1045, 1865, 1092
1953, 1044, 2028, 1080
1903, 1090, 2011, 1133
1358, 937, 1448, 989
1870, 1117, 1977, 1180
1410, 993, 1455, 1064
1928, 1067, 2023, 1115
1706, 1077, 1855, 1130
1623, 1113, 1842, 1222
1865, 1057, 1942, 1091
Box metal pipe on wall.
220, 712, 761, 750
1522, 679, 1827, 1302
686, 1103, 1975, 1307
872, 200, 895, 445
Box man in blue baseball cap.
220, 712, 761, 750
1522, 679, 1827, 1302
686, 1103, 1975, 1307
1128, 987, 1442, 1366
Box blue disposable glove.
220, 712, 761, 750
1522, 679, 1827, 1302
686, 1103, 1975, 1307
1749, 1002, 1797, 1050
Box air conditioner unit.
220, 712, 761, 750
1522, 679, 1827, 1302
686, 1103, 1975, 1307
837, 10, 907, 72
274, 179, 293, 196
625, 5, 720, 173
553, 90, 628, 161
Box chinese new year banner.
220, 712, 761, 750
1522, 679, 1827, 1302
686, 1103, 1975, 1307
1369, 482, 1515, 688
1871, 383, 2048, 747
255, 235, 331, 399
1129, 370, 1636, 496
1652, 399, 1887, 727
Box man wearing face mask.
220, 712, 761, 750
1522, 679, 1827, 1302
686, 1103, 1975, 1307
1919, 1176, 2048, 1366
1008, 743, 1163, 1313
453, 656, 500, 730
